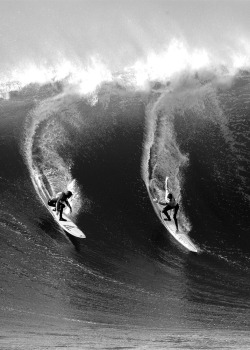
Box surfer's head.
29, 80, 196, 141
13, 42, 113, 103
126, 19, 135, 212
167, 193, 173, 199
65, 190, 73, 198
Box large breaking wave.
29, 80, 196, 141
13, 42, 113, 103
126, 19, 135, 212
1, 27, 250, 349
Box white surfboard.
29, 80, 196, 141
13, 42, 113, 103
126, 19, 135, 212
148, 182, 198, 253
50, 207, 86, 238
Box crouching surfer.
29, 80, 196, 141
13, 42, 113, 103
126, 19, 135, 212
153, 177, 179, 231
48, 191, 73, 221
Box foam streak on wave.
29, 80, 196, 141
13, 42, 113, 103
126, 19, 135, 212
142, 85, 191, 231
23, 93, 83, 216
141, 73, 241, 235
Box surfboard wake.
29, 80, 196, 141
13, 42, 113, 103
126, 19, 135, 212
148, 179, 198, 253
31, 173, 86, 239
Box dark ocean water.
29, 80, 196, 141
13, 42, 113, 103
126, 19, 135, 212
0, 74, 250, 349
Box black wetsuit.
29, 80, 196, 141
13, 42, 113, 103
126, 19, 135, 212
160, 196, 179, 230
162, 202, 179, 221
48, 192, 69, 219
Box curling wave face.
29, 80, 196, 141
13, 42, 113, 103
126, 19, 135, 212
0, 68, 250, 349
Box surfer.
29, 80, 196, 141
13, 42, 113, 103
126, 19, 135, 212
48, 191, 73, 221
153, 177, 179, 231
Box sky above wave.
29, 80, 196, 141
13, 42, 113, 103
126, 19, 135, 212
1, 0, 250, 92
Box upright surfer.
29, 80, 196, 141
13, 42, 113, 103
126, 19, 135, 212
153, 177, 179, 231
48, 191, 73, 221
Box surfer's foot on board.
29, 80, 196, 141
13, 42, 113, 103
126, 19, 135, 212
52, 209, 56, 211
59, 218, 67, 221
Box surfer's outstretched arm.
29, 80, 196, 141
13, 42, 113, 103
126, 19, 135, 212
165, 176, 170, 201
